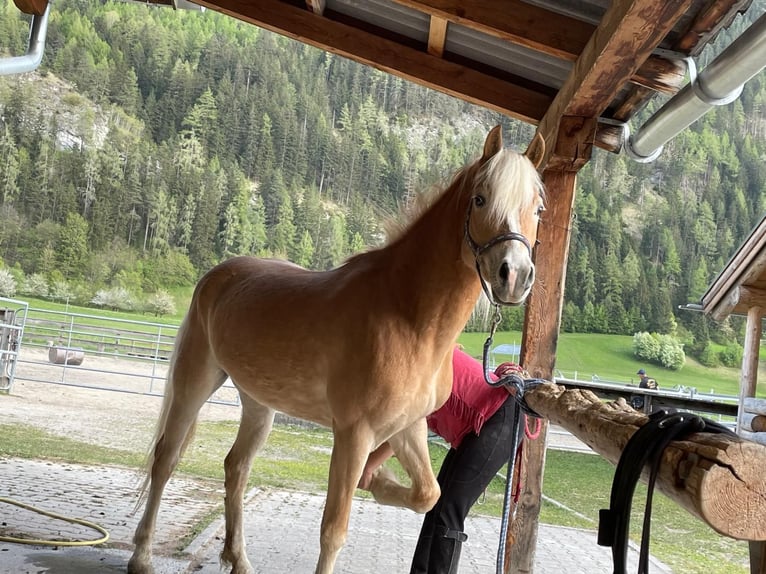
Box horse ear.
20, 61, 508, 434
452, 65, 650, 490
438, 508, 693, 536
482, 125, 503, 162
524, 132, 546, 169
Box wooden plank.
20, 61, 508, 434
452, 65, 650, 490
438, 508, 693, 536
742, 412, 766, 433
740, 429, 766, 447
525, 384, 766, 541
744, 398, 766, 416
536, 0, 693, 167
427, 16, 447, 57
195, 0, 551, 125
507, 168, 578, 571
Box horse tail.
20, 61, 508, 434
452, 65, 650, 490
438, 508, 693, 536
134, 313, 198, 511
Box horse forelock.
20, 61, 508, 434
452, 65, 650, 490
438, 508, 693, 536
477, 149, 545, 225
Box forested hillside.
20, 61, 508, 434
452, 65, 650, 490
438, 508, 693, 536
1, 0, 765, 359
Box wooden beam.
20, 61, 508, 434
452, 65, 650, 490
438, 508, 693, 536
702, 223, 766, 316
742, 412, 766, 433
676, 0, 752, 55
507, 168, 578, 571
393, 0, 592, 61
12, 0, 47, 15
546, 116, 597, 172
525, 384, 766, 541
392, 0, 689, 97
535, 0, 694, 167
195, 0, 551, 125
744, 397, 766, 416
712, 286, 766, 321
739, 429, 766, 447
427, 16, 448, 58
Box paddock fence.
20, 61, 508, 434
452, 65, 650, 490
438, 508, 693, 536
0, 299, 239, 406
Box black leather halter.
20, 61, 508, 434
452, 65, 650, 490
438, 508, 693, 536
464, 201, 533, 305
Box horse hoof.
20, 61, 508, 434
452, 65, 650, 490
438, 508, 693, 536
127, 556, 154, 574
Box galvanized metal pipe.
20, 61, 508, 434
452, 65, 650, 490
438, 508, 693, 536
0, 3, 51, 76
627, 11, 766, 160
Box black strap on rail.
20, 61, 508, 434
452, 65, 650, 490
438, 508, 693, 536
598, 410, 736, 574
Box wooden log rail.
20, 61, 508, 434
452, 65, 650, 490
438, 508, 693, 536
741, 397, 766, 446
525, 383, 766, 541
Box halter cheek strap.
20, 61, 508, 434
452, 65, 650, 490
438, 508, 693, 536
464, 202, 534, 305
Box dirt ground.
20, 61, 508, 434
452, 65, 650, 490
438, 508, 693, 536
1, 347, 242, 452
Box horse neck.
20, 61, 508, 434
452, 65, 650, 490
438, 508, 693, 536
382, 185, 481, 341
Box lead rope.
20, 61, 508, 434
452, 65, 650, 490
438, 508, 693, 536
480, 304, 545, 574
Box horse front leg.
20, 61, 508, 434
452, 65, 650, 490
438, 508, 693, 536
315, 425, 373, 574
368, 418, 441, 513
220, 394, 275, 574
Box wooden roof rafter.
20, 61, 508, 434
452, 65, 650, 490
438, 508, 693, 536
193, 0, 751, 160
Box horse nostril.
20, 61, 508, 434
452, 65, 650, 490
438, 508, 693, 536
499, 261, 510, 284
525, 266, 535, 288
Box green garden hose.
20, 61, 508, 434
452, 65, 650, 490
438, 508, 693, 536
0, 496, 109, 546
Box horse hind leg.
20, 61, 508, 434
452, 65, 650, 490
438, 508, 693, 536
219, 392, 275, 574
128, 339, 227, 574
368, 418, 441, 513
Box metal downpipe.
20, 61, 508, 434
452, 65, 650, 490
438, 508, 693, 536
0, 3, 51, 76
625, 11, 766, 161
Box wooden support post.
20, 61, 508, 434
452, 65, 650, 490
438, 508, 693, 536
738, 305, 765, 573
524, 384, 766, 541
738, 306, 763, 431
750, 541, 766, 574
506, 165, 579, 573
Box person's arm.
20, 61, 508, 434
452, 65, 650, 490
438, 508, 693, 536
358, 442, 395, 490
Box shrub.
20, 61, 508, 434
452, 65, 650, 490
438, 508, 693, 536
698, 343, 721, 368
719, 344, 743, 368
633, 331, 660, 362
49, 279, 75, 303
22, 273, 49, 298
91, 287, 134, 311
0, 269, 17, 297
633, 331, 685, 370
657, 334, 685, 370
146, 290, 177, 317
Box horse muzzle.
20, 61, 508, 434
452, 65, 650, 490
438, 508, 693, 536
486, 256, 535, 305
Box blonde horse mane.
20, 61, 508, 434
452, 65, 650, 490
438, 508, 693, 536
382, 146, 544, 244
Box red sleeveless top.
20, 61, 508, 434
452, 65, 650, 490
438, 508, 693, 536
426, 348, 510, 448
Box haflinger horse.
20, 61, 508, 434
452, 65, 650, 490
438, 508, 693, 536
127, 125, 545, 574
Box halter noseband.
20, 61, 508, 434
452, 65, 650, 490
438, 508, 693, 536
464, 201, 534, 306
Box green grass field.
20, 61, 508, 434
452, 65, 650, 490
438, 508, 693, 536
457, 331, 754, 398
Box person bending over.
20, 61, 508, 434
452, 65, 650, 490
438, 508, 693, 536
359, 347, 522, 574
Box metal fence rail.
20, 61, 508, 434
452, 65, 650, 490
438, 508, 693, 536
10, 306, 239, 406
0, 297, 28, 392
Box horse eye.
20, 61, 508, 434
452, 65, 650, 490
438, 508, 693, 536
536, 205, 546, 217
474, 195, 486, 207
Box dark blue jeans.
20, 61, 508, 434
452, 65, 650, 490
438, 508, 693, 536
410, 394, 518, 574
